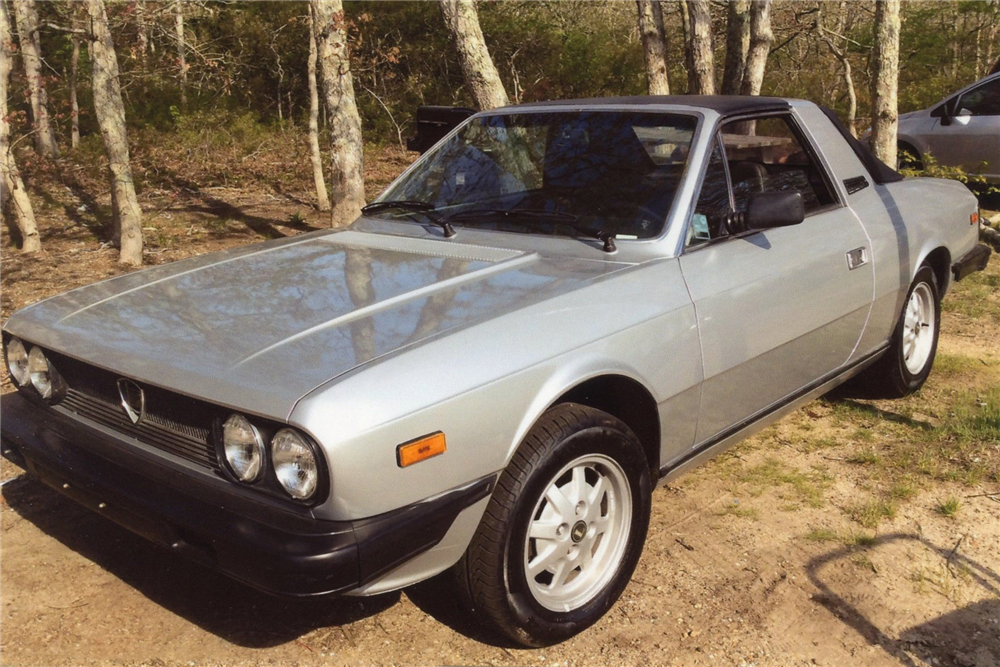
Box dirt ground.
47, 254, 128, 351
1, 151, 998, 667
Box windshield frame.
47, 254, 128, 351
367, 106, 708, 251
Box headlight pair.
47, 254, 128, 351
221, 414, 320, 501
4, 337, 65, 402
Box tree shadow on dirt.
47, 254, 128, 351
822, 394, 936, 431
155, 169, 322, 239
806, 532, 1000, 667
2, 476, 399, 649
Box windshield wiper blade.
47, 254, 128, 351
361, 200, 456, 238
362, 200, 435, 213
447, 208, 617, 252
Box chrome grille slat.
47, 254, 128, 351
59, 389, 217, 469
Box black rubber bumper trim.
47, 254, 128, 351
952, 244, 992, 282
0, 392, 495, 598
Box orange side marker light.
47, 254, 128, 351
397, 432, 446, 468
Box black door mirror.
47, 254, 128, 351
745, 191, 805, 230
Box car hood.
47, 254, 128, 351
5, 230, 629, 419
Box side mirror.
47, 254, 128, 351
745, 191, 805, 230
940, 114, 953, 126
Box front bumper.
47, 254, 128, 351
0, 392, 493, 598
952, 244, 992, 282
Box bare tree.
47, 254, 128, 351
1, 0, 40, 251
636, 0, 670, 95
86, 0, 143, 265
817, 1, 858, 137
70, 34, 80, 148
174, 0, 186, 108
740, 0, 772, 97
136, 0, 149, 61
307, 6, 330, 212
722, 0, 750, 95
679, 0, 695, 93
685, 0, 715, 95
311, 0, 365, 227
11, 0, 58, 157
871, 0, 900, 167
440, 0, 509, 109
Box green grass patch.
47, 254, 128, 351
804, 527, 838, 542
846, 497, 897, 529
935, 496, 961, 518
846, 447, 880, 465
734, 458, 831, 508
716, 501, 760, 520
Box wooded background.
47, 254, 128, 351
2, 0, 999, 265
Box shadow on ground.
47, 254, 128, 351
806, 532, 1000, 667
2, 476, 399, 649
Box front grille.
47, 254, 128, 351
34, 349, 222, 471
59, 389, 218, 469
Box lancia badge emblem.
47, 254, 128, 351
117, 378, 145, 425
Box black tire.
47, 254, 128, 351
856, 264, 941, 398
455, 403, 652, 647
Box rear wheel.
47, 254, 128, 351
855, 264, 940, 398
455, 403, 651, 647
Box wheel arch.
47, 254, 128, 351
919, 245, 952, 296
509, 372, 662, 477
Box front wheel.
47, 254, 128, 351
455, 403, 651, 647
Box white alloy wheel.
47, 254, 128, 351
903, 282, 935, 375
523, 453, 632, 612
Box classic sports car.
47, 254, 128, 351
1, 95, 991, 646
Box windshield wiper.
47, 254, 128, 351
447, 208, 617, 252
361, 200, 455, 238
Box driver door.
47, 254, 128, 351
679, 113, 874, 444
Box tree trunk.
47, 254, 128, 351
0, 0, 40, 252
86, 0, 143, 265
439, 0, 509, 109
679, 0, 695, 93
174, 1, 187, 108
136, 0, 149, 62
722, 0, 750, 96
11, 0, 59, 158
817, 1, 858, 137
311, 0, 365, 227
70, 35, 80, 149
636, 0, 670, 95
871, 0, 900, 167
685, 0, 715, 95
307, 7, 330, 212
740, 0, 772, 97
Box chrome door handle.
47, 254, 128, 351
846, 247, 868, 270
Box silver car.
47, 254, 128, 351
897, 72, 1000, 182
1, 95, 991, 646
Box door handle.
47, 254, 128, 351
846, 247, 868, 270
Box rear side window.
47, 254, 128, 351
957, 78, 1000, 117
720, 116, 837, 215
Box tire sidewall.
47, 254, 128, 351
892, 265, 941, 391
502, 422, 651, 643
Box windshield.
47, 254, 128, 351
375, 111, 698, 240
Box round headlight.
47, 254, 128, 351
27, 346, 53, 398
271, 429, 318, 500
222, 414, 264, 482
5, 338, 30, 386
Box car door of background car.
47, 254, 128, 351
679, 113, 874, 445
924, 76, 1000, 177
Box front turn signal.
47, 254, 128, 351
397, 432, 446, 468
971, 211, 979, 226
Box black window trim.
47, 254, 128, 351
955, 77, 1000, 117
680, 109, 846, 254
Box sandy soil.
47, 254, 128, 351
1, 156, 998, 667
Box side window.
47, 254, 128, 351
720, 116, 837, 215
687, 139, 730, 247
957, 79, 1000, 117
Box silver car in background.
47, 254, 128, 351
897, 72, 1000, 182
1, 95, 992, 647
